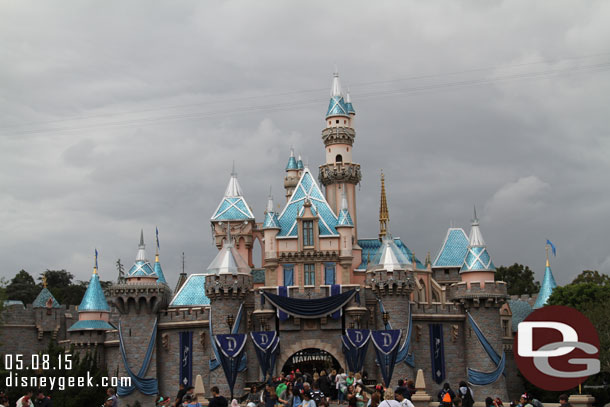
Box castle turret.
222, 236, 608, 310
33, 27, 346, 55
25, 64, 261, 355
205, 235, 252, 396
153, 228, 168, 285
262, 193, 281, 283
449, 209, 508, 400
379, 172, 389, 240
68, 252, 114, 361
318, 72, 361, 240
533, 245, 558, 309
336, 186, 354, 261
284, 148, 299, 201
33, 275, 62, 341
211, 167, 256, 266
126, 230, 158, 284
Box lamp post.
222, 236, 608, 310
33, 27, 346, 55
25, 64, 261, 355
382, 311, 390, 327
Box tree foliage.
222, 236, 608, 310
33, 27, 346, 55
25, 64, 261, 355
571, 269, 610, 286
495, 263, 540, 295
5, 270, 39, 304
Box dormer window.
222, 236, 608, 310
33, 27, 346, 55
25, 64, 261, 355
303, 221, 314, 246
335, 154, 343, 163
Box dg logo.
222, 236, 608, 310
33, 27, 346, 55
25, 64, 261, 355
514, 305, 600, 391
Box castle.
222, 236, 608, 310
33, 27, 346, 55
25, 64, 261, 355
0, 73, 558, 405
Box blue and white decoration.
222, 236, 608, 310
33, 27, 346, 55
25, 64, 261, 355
377, 298, 415, 367
371, 329, 402, 387
209, 303, 247, 372
117, 319, 159, 396
179, 331, 193, 388
429, 324, 445, 384
466, 312, 506, 385
342, 329, 370, 374
251, 331, 280, 379
214, 333, 248, 398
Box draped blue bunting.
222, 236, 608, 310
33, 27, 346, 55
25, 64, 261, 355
210, 303, 247, 371
466, 311, 506, 384
263, 289, 357, 319
209, 306, 221, 371
429, 324, 445, 384
251, 331, 280, 379
342, 329, 370, 373
331, 284, 341, 319
117, 319, 159, 396
215, 333, 248, 399
378, 299, 415, 367
277, 286, 289, 321
180, 331, 193, 387
371, 329, 402, 387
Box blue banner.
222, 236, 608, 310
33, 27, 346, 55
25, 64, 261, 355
325, 263, 336, 285
429, 324, 445, 384
283, 265, 294, 286
179, 331, 193, 387
251, 331, 280, 379
214, 333, 248, 398
342, 329, 370, 373
371, 329, 401, 387
331, 284, 341, 319
277, 286, 289, 321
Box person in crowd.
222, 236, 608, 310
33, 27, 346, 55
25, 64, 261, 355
209, 386, 229, 407
558, 395, 571, 407
264, 384, 278, 407
380, 389, 400, 407
295, 378, 305, 396
336, 369, 347, 405
354, 384, 367, 407
485, 398, 494, 407
302, 383, 313, 399
277, 382, 288, 401
16, 390, 34, 407
311, 383, 325, 407
437, 383, 455, 407
394, 389, 413, 407
0, 395, 8, 407
301, 392, 316, 407
493, 398, 503, 407
518, 394, 533, 407
181, 394, 202, 407
106, 388, 118, 407
291, 387, 302, 407
456, 382, 473, 407
406, 381, 416, 397
319, 371, 332, 403
34, 390, 52, 407
175, 384, 187, 407
279, 382, 294, 407
369, 393, 380, 407
354, 374, 363, 386
346, 373, 355, 388
103, 397, 114, 407
329, 370, 338, 402
243, 384, 262, 407
231, 399, 240, 407
313, 374, 320, 390
395, 380, 410, 401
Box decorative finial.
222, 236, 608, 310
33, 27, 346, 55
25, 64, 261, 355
379, 170, 390, 240
94, 248, 99, 274
425, 251, 431, 267
42, 273, 48, 288
182, 252, 185, 274
155, 227, 160, 260
545, 244, 550, 268
473, 205, 479, 224
139, 229, 145, 248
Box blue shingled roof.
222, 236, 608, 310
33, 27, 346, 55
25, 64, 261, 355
277, 169, 338, 237
461, 246, 496, 272
211, 197, 254, 221
346, 102, 355, 115
357, 237, 426, 270
297, 159, 304, 170
154, 258, 168, 284
33, 287, 61, 308
170, 274, 210, 307
508, 299, 533, 332
326, 96, 350, 118
533, 263, 557, 309
337, 208, 354, 227
286, 156, 298, 170
79, 273, 110, 312
68, 319, 115, 331
263, 211, 280, 229
433, 228, 469, 267
128, 260, 155, 277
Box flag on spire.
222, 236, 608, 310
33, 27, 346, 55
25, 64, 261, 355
156, 227, 160, 250
95, 248, 98, 270
546, 239, 556, 256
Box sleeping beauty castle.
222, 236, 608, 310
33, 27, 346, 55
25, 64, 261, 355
0, 73, 560, 405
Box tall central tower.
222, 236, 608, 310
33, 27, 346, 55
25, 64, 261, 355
318, 72, 362, 240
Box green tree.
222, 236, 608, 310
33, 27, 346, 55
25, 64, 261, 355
547, 282, 610, 310
5, 270, 39, 303
572, 270, 610, 286
495, 263, 540, 295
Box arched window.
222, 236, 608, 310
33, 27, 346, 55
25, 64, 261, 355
335, 154, 343, 163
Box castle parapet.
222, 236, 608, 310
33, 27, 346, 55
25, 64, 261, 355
448, 280, 508, 306
108, 283, 171, 314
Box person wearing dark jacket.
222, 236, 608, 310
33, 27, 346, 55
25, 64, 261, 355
457, 382, 474, 407
34, 391, 52, 407
437, 383, 455, 407
319, 371, 332, 402
209, 386, 229, 407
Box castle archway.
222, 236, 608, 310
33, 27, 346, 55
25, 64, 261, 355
277, 339, 344, 375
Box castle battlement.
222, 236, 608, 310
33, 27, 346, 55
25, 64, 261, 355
448, 280, 508, 301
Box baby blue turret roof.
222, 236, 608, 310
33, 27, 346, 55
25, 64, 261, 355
533, 249, 558, 309
326, 72, 350, 118
433, 227, 469, 267
263, 193, 281, 229
127, 230, 156, 278
337, 189, 354, 227
461, 209, 496, 273
211, 168, 255, 221
79, 268, 110, 312
286, 148, 298, 171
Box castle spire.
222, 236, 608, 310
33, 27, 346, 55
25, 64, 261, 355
337, 185, 354, 227
153, 227, 168, 284
461, 209, 496, 273
326, 72, 349, 118
211, 168, 255, 221
533, 243, 558, 309
379, 171, 389, 239
286, 148, 298, 171
331, 71, 342, 97
136, 229, 146, 261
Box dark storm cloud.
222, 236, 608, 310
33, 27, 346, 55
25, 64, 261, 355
1, 0, 609, 288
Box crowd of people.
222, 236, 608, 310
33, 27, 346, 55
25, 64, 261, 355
1, 372, 575, 407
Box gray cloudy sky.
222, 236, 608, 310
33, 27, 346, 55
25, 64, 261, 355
1, 1, 609, 290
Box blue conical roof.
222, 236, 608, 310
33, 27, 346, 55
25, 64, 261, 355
461, 214, 496, 273
154, 254, 168, 284
533, 259, 558, 309
433, 228, 469, 267
33, 287, 61, 308
127, 230, 157, 278
211, 172, 255, 221
79, 270, 110, 312
286, 149, 298, 170
326, 72, 350, 118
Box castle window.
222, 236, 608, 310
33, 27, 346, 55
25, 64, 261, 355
502, 319, 510, 337
283, 264, 294, 286
303, 221, 314, 246
324, 263, 336, 285
336, 119, 339, 124
335, 154, 343, 163
304, 264, 315, 285
344, 120, 346, 124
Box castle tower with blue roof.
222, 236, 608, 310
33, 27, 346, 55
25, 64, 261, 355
533, 246, 558, 309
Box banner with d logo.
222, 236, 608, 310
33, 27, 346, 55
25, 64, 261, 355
342, 329, 370, 374
214, 333, 247, 398
371, 329, 401, 387
251, 331, 280, 379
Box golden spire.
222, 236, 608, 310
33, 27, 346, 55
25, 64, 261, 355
379, 171, 389, 240
545, 244, 550, 268
42, 273, 47, 288
94, 248, 98, 274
